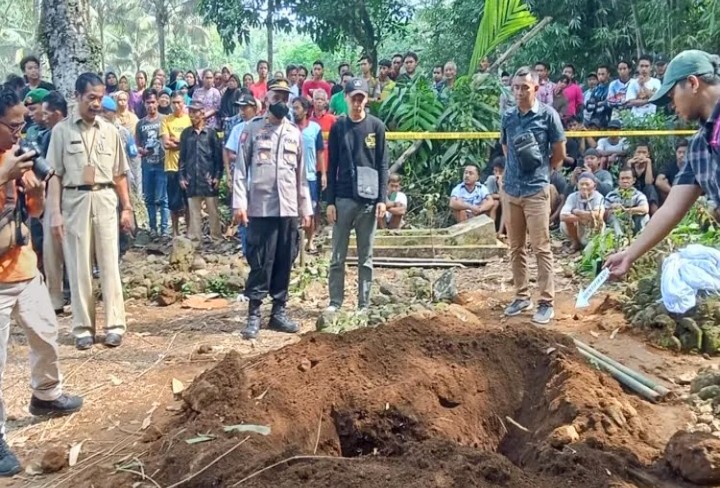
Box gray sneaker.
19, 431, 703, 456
532, 303, 555, 325
504, 298, 533, 317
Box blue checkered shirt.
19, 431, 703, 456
675, 100, 720, 202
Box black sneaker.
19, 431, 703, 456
29, 393, 83, 417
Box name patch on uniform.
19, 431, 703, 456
365, 134, 376, 149
70, 140, 82, 145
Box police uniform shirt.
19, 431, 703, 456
46, 115, 129, 187
232, 116, 312, 218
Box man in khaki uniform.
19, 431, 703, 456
46, 73, 133, 350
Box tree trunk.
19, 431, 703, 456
99, 11, 105, 72
40, 0, 99, 100
266, 0, 273, 70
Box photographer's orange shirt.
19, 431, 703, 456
0, 153, 38, 283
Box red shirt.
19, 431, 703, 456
250, 81, 267, 101
302, 80, 332, 100
564, 82, 584, 118
311, 111, 336, 173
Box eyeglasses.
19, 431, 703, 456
0, 120, 25, 135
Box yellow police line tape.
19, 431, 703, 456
378, 129, 697, 141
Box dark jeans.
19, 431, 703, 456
244, 217, 299, 305
142, 162, 169, 234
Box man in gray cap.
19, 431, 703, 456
606, 50, 720, 278
232, 78, 312, 339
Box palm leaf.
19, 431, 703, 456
469, 0, 537, 75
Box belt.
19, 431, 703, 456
64, 183, 115, 191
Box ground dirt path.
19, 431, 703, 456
0, 259, 707, 487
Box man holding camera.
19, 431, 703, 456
46, 73, 133, 350
500, 66, 566, 325
0, 88, 83, 476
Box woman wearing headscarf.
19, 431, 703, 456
175, 79, 192, 105
167, 69, 183, 91
185, 70, 199, 98
219, 74, 242, 135
158, 87, 173, 115
105, 71, 119, 94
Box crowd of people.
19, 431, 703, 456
0, 47, 718, 476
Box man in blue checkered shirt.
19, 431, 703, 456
606, 50, 720, 278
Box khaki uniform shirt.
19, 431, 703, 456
46, 115, 129, 187
232, 116, 312, 218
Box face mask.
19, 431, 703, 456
268, 101, 289, 119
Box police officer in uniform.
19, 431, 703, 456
46, 73, 133, 350
233, 78, 312, 339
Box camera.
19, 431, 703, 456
16, 140, 55, 181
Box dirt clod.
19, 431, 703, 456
665, 430, 720, 485
40, 446, 67, 473
549, 425, 579, 448
298, 358, 312, 372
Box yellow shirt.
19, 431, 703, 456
159, 114, 192, 172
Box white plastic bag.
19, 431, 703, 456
661, 244, 720, 314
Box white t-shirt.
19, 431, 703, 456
626, 77, 662, 118
597, 137, 629, 155
386, 191, 408, 223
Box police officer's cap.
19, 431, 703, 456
267, 77, 292, 93
234, 93, 258, 107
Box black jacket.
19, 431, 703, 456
178, 126, 223, 198
326, 114, 388, 205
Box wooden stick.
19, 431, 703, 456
231, 455, 361, 486
166, 437, 250, 488
115, 467, 162, 488
505, 416, 530, 433
313, 412, 322, 455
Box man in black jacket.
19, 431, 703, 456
325, 78, 388, 312
179, 101, 223, 240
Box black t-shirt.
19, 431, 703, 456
326, 114, 388, 204
564, 138, 582, 170
660, 161, 680, 186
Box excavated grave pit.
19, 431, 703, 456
100, 306, 681, 488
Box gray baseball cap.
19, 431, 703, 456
650, 50, 718, 106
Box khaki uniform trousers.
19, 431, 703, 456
43, 209, 65, 311
0, 274, 63, 433
187, 196, 221, 240
62, 188, 126, 339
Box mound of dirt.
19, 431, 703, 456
105, 306, 674, 487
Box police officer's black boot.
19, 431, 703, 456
268, 301, 299, 334
242, 300, 262, 339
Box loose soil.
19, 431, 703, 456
88, 303, 682, 488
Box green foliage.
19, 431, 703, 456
379, 74, 502, 227
198, 0, 293, 54
469, 0, 536, 74
381, 76, 444, 132
294, 0, 413, 63
206, 276, 233, 297
577, 201, 720, 280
